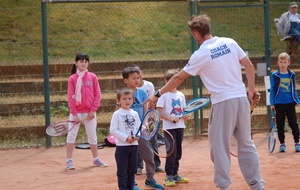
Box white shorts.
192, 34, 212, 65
66, 113, 98, 145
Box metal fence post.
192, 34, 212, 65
189, 1, 201, 137
264, 0, 272, 127
41, 0, 51, 148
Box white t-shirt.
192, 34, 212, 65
183, 36, 247, 104
138, 80, 155, 97
156, 91, 186, 130
289, 11, 300, 22
110, 108, 141, 146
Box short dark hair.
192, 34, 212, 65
122, 66, 140, 79
130, 64, 142, 71
117, 87, 134, 100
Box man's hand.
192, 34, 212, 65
248, 90, 259, 104
250, 91, 260, 113
143, 95, 158, 106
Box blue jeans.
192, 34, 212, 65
288, 22, 300, 45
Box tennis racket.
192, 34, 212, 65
173, 97, 210, 123
151, 128, 175, 158
46, 119, 84, 136
268, 110, 277, 153
135, 109, 160, 140
230, 92, 260, 157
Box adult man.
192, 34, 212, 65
145, 15, 265, 190
276, 2, 300, 45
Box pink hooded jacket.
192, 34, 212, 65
67, 72, 101, 116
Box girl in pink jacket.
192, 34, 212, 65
65, 52, 108, 170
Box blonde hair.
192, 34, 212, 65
164, 69, 180, 81
278, 52, 290, 61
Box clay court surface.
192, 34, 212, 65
1, 132, 299, 190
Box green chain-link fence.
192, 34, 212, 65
2, 0, 299, 149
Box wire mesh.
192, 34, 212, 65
2, 1, 299, 148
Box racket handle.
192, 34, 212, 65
250, 92, 260, 114
131, 130, 134, 139
173, 115, 182, 123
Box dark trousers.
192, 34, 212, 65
288, 22, 300, 45
275, 103, 299, 144
165, 128, 184, 176
115, 145, 138, 190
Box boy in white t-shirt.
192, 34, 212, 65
110, 87, 140, 190
156, 69, 190, 187
131, 64, 165, 174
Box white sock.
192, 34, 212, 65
93, 157, 99, 161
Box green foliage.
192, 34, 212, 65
0, 1, 290, 65
50, 103, 69, 116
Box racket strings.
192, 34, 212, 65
46, 122, 69, 136
268, 127, 277, 152
184, 98, 209, 112
140, 112, 160, 140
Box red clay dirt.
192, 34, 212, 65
0, 132, 299, 190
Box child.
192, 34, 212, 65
66, 52, 108, 170
131, 64, 164, 174
119, 66, 164, 190
270, 52, 300, 152
156, 69, 190, 187
110, 87, 141, 190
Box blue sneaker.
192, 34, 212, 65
136, 168, 142, 175
134, 182, 140, 190
155, 166, 165, 173
295, 143, 300, 152
66, 159, 75, 170
93, 158, 108, 167
279, 144, 286, 152
144, 179, 164, 190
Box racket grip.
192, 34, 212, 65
173, 115, 182, 123
131, 130, 134, 139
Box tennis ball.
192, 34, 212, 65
149, 123, 155, 132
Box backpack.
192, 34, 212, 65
104, 134, 116, 147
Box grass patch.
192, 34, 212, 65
0, 1, 289, 65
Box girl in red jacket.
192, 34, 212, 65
66, 52, 108, 170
